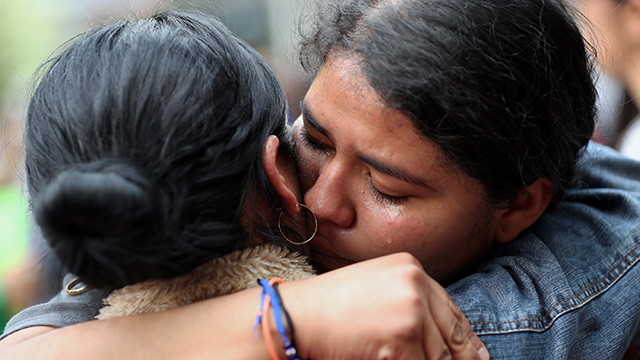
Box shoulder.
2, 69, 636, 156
1, 274, 108, 341
448, 144, 640, 357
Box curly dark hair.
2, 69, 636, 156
299, 0, 597, 208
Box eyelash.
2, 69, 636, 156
367, 175, 407, 205
300, 128, 333, 154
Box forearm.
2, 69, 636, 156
1, 254, 488, 359
0, 286, 273, 359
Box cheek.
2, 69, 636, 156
359, 203, 425, 250
362, 201, 471, 258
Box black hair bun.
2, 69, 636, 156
34, 161, 166, 288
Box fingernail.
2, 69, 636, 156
478, 346, 490, 360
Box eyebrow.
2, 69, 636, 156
300, 100, 331, 138
359, 154, 432, 190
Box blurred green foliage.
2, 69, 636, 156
0, 0, 82, 106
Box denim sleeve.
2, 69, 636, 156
447, 142, 640, 359
0, 274, 107, 341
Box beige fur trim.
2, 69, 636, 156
97, 244, 314, 319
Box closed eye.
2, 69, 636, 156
300, 127, 334, 154
367, 174, 408, 205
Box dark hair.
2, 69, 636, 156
26, 11, 292, 288
299, 0, 596, 207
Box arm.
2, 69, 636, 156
0, 253, 488, 359
0, 286, 271, 359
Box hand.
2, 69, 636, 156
282, 252, 489, 360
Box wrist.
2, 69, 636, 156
274, 277, 322, 359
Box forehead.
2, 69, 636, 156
307, 56, 417, 137
307, 56, 443, 156
304, 56, 476, 191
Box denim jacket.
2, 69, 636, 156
448, 142, 640, 359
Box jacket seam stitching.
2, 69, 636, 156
471, 241, 640, 333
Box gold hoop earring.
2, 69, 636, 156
278, 203, 318, 245
65, 278, 89, 296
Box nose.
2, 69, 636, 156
303, 157, 355, 229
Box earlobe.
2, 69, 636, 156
262, 135, 299, 214
495, 178, 553, 244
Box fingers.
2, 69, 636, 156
426, 278, 490, 360
297, 253, 490, 360
378, 253, 489, 359
420, 305, 453, 360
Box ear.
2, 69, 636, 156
262, 135, 299, 215
495, 178, 553, 244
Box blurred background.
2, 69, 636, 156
571, 0, 640, 158
0, 0, 311, 332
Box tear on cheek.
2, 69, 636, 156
384, 206, 403, 221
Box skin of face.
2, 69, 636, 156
575, 0, 625, 76
291, 56, 504, 284
622, 0, 640, 47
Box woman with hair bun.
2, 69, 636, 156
20, 11, 317, 316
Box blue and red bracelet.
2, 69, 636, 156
254, 278, 300, 360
